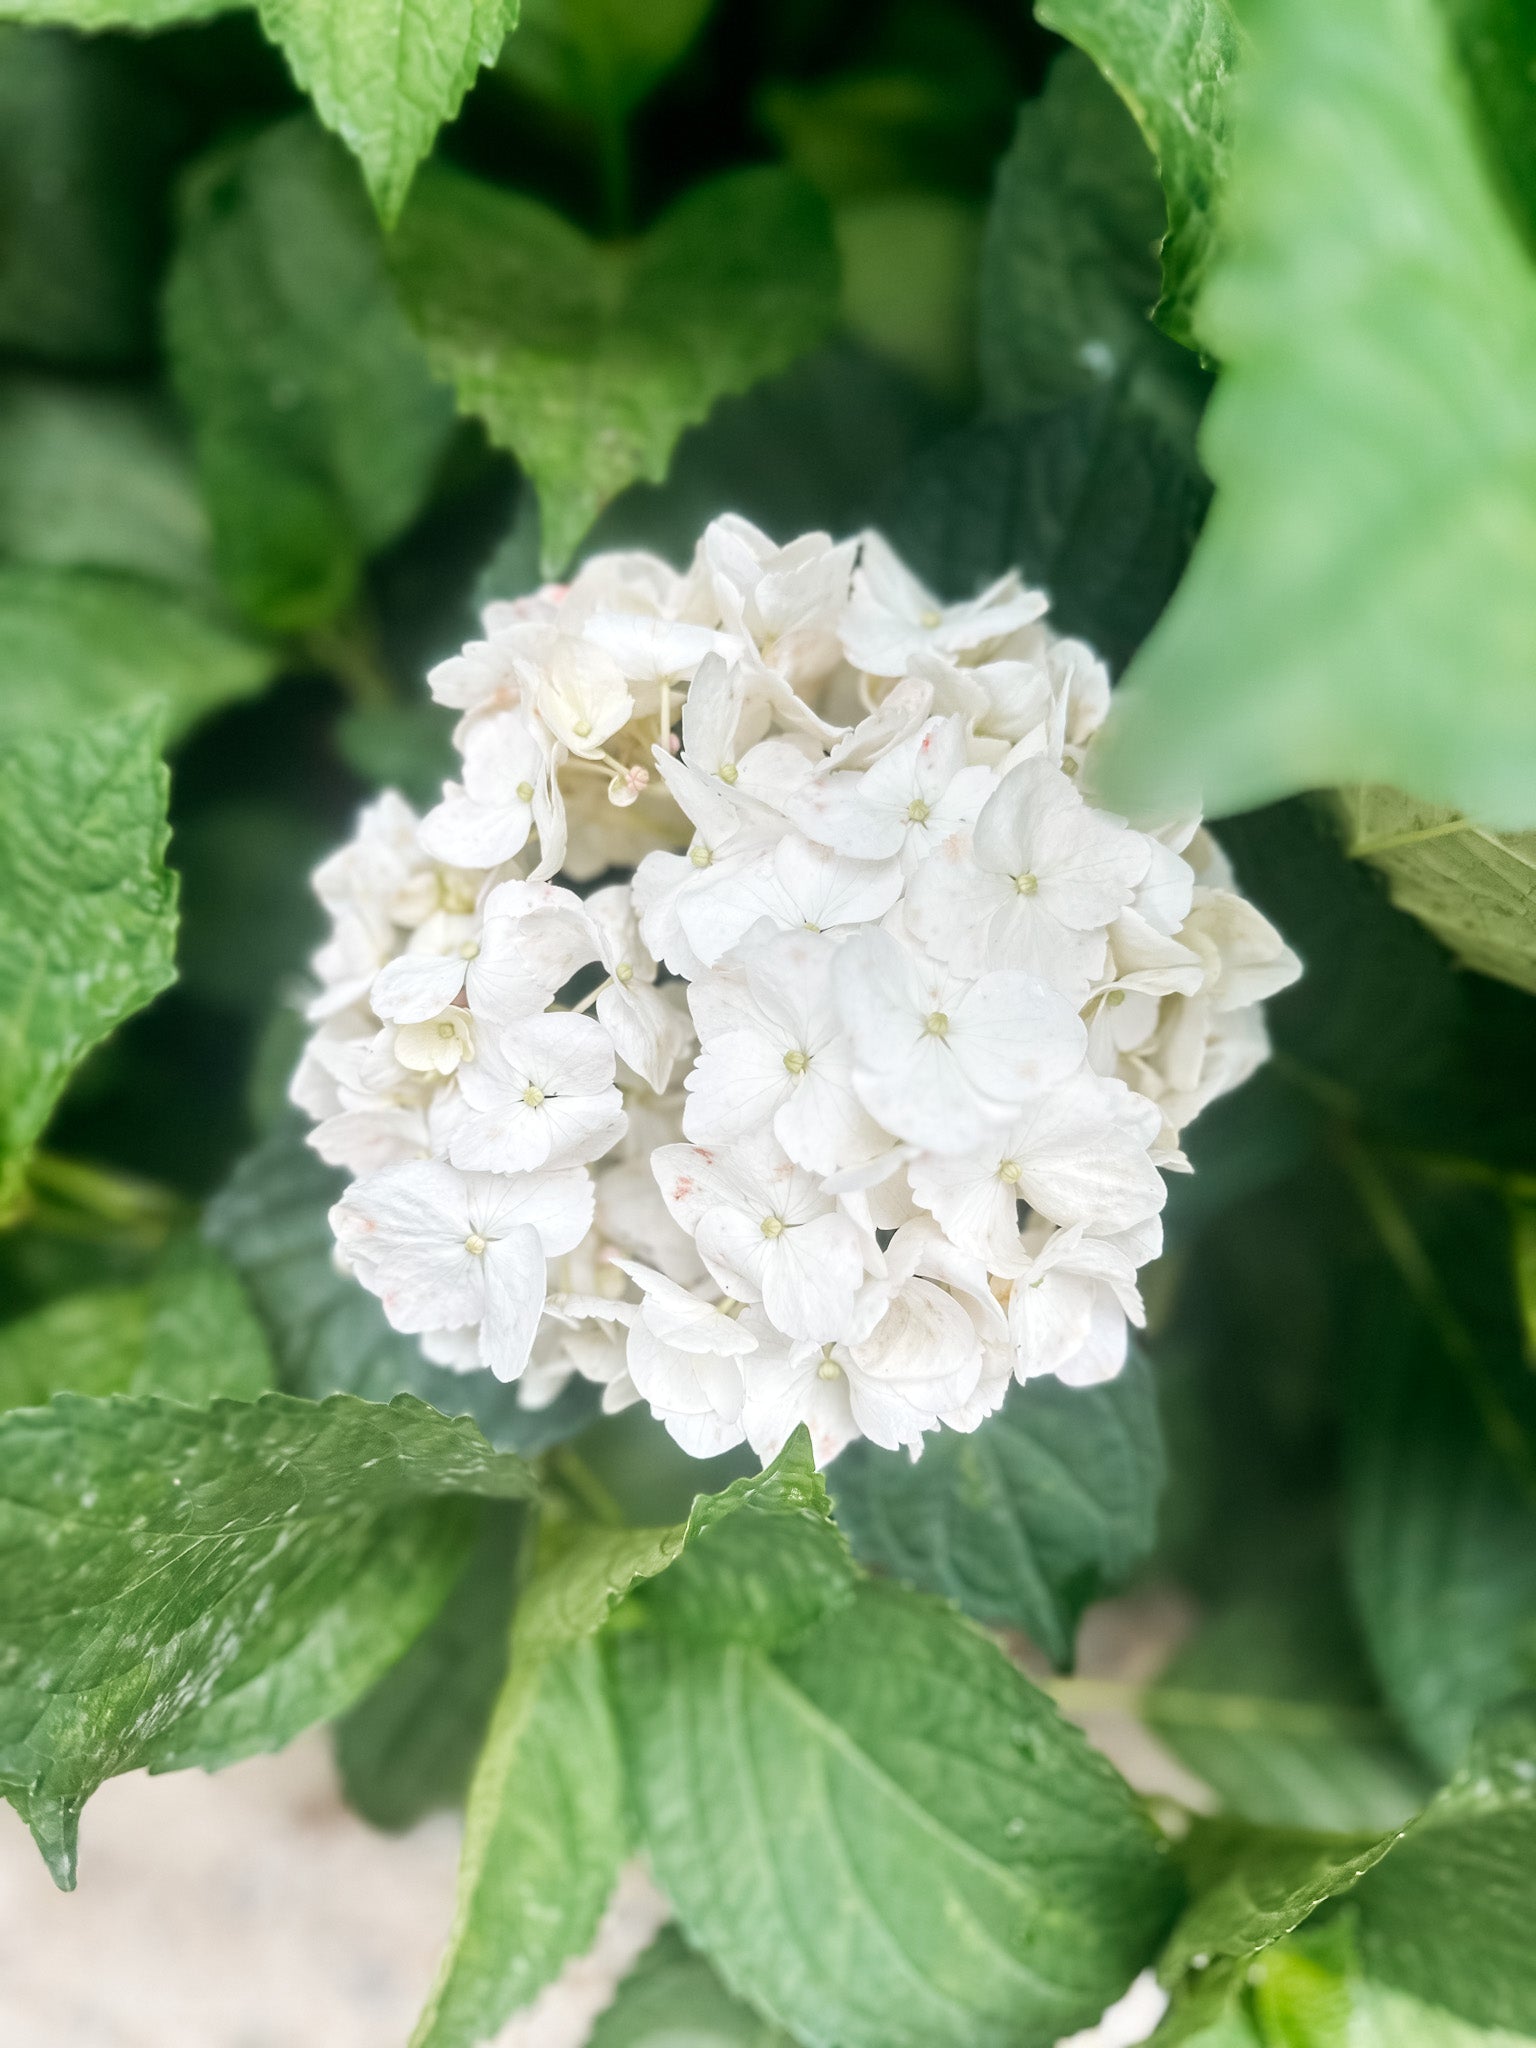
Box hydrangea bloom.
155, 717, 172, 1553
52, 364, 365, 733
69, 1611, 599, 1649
296, 517, 1299, 1465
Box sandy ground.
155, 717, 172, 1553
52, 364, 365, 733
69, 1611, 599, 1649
0, 1592, 1206, 2047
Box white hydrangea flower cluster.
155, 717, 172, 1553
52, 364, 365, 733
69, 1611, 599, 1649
294, 518, 1299, 1465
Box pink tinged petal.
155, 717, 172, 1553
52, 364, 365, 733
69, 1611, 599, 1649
478, 1226, 548, 1381
785, 769, 908, 861
370, 952, 468, 1025
650, 1141, 737, 1236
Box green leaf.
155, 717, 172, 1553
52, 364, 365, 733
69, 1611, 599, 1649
204, 1125, 601, 1453
0, 1238, 273, 1411
830, 1356, 1163, 1666
1442, 0, 1536, 261
1093, 0, 1536, 827
1335, 789, 1536, 999
885, 396, 1209, 673
0, 378, 215, 596
0, 25, 185, 364
165, 115, 455, 631
391, 162, 839, 571
256, 0, 515, 227
636, 1427, 855, 1648
499, 0, 712, 124
1034, 0, 1241, 353
413, 1431, 845, 2048
1160, 1822, 1396, 1994
409, 1524, 668, 2048
336, 1502, 524, 1831
979, 50, 1206, 435
1348, 1974, 1536, 2048
0, 566, 275, 741
1352, 1700, 1536, 2034
591, 1927, 793, 2048
0, 2, 229, 22
0, 713, 178, 1218
0, 3, 507, 224
613, 1579, 1181, 2048
1148, 1588, 1433, 1834
0, 1389, 535, 1885
1345, 1271, 1536, 1776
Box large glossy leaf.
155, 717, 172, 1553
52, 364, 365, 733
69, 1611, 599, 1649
0, 1390, 535, 1885
0, 379, 214, 595
1094, 0, 1536, 827
0, 714, 177, 1218
614, 1579, 1181, 2048
0, 1239, 273, 1411
0, 566, 275, 741
980, 49, 1205, 436
831, 1357, 1162, 1666
413, 1432, 845, 2048
165, 116, 454, 631
391, 163, 838, 569
1034, 0, 1241, 352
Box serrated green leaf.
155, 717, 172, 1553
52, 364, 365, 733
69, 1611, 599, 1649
0, 713, 178, 1218
165, 115, 455, 631
613, 1578, 1181, 2048
0, 1238, 273, 1411
830, 1357, 1162, 1666
0, 24, 185, 364
499, 0, 711, 125
413, 1431, 840, 2048
1335, 789, 1536, 999
0, 1389, 535, 1885
1352, 1700, 1536, 2034
0, 566, 275, 741
1094, 0, 1536, 827
1034, 0, 1241, 353
885, 397, 1209, 673
1160, 1822, 1397, 1993
590, 1927, 793, 2048
204, 1125, 598, 1453
980, 50, 1206, 436
0, 378, 215, 596
335, 1503, 523, 1832
256, 0, 515, 227
391, 163, 838, 571
1148, 1589, 1432, 1834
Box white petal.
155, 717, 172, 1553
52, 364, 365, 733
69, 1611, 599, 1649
478, 1226, 548, 1381
370, 952, 467, 1025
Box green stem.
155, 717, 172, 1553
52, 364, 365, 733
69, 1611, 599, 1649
20, 1151, 190, 1247
542, 1444, 625, 1527
1047, 1676, 1394, 1744
303, 611, 397, 712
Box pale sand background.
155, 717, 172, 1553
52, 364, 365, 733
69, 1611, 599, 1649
0, 1593, 1205, 2048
